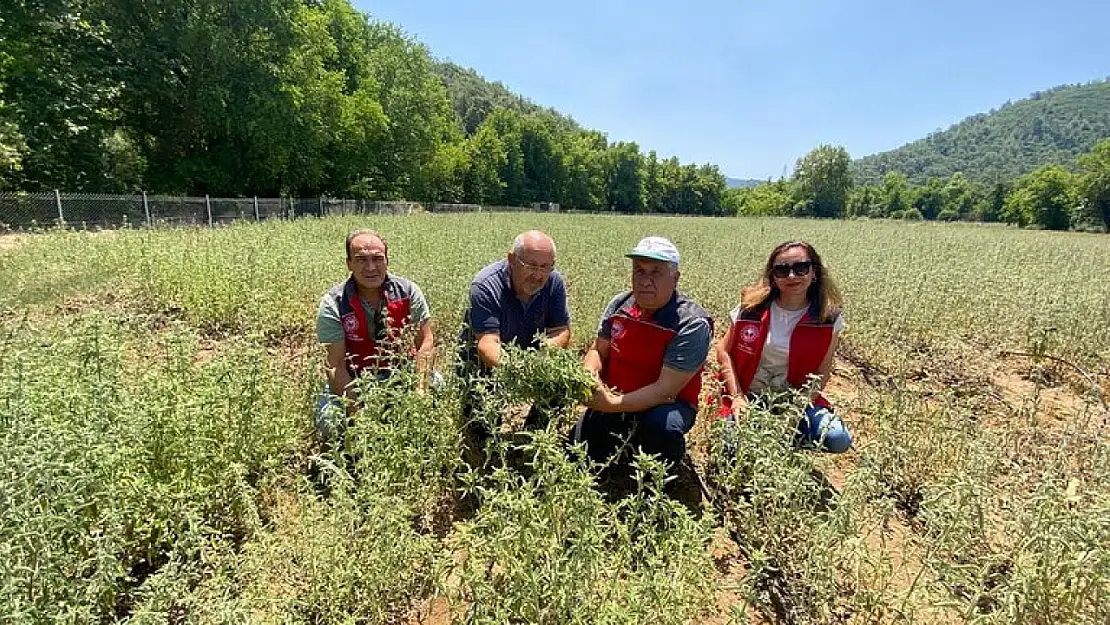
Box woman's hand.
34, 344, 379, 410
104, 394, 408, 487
729, 394, 749, 420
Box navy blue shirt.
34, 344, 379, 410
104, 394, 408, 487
458, 259, 571, 366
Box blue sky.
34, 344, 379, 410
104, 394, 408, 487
353, 0, 1110, 179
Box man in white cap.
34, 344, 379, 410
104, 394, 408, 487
570, 236, 713, 469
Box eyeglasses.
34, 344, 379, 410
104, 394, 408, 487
515, 257, 556, 273
771, 261, 813, 278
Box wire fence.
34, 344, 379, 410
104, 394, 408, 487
0, 192, 560, 232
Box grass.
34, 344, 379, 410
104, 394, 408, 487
0, 213, 1107, 623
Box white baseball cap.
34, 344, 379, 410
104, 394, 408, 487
626, 236, 680, 265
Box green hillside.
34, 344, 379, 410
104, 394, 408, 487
855, 80, 1110, 185
434, 62, 574, 135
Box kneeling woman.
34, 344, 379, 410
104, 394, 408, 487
715, 240, 851, 453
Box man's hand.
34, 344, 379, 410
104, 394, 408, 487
586, 374, 621, 411
591, 366, 695, 414
582, 337, 609, 377
476, 332, 503, 369
545, 325, 571, 349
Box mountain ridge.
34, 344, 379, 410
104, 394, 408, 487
853, 79, 1110, 185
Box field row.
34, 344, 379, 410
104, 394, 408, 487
1, 215, 1108, 623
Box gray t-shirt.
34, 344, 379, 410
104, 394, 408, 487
597, 292, 711, 372
316, 276, 430, 344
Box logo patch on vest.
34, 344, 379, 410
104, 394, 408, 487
611, 319, 626, 340
341, 313, 360, 338
739, 324, 760, 344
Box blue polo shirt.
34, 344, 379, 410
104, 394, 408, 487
457, 259, 571, 366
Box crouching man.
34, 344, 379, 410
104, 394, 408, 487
570, 237, 712, 469
315, 229, 434, 440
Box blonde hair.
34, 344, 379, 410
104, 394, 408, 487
739, 240, 843, 322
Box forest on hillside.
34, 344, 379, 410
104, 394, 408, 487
732, 139, 1110, 232
2, 1, 1108, 229
0, 0, 730, 215
854, 80, 1110, 186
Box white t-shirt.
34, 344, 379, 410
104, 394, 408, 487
730, 301, 845, 393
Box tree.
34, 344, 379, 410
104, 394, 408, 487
418, 138, 467, 203
0, 0, 122, 190
481, 109, 527, 205
939, 172, 977, 221
0, 113, 22, 189
434, 62, 547, 135
847, 184, 882, 218
0, 61, 23, 189
696, 164, 729, 215
604, 142, 644, 213
1077, 138, 1110, 230
975, 180, 1009, 222
349, 18, 458, 199
0, 0, 734, 209
519, 114, 565, 203
462, 123, 507, 204
643, 151, 662, 213
791, 145, 852, 218
1004, 165, 1076, 230
911, 178, 945, 220
732, 179, 793, 216
879, 172, 910, 218
854, 80, 1110, 186
560, 130, 606, 210
657, 157, 685, 213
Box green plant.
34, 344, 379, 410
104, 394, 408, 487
446, 430, 714, 624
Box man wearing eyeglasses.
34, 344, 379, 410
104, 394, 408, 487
457, 230, 572, 432
315, 229, 435, 440
570, 236, 712, 470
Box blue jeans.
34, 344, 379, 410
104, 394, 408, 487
315, 371, 443, 441
796, 405, 852, 453
315, 389, 347, 442
722, 404, 851, 454
570, 402, 696, 467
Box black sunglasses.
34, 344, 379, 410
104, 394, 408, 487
772, 261, 813, 278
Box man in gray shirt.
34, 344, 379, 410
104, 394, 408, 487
315, 229, 433, 439
570, 236, 712, 469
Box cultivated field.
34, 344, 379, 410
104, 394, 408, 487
1, 214, 1107, 624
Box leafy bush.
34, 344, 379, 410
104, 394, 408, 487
446, 431, 715, 624
0, 316, 304, 620
493, 343, 596, 407
706, 394, 859, 624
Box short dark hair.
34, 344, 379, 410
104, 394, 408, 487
345, 229, 388, 260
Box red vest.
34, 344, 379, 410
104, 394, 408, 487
720, 302, 838, 414
335, 276, 412, 377
603, 292, 712, 409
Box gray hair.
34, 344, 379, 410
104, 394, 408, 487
630, 256, 679, 275
511, 231, 557, 257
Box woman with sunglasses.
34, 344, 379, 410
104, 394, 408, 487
714, 240, 851, 453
